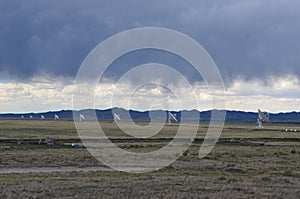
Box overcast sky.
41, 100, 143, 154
0, 0, 299, 113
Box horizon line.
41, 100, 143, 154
0, 108, 299, 115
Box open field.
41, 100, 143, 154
0, 119, 299, 198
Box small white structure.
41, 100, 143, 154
256, 109, 270, 129
41, 115, 45, 120
71, 143, 84, 148
54, 114, 59, 120
113, 113, 121, 122
79, 114, 85, 122
284, 129, 298, 132
21, 115, 24, 119
29, 115, 33, 119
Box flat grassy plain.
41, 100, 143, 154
0, 119, 299, 198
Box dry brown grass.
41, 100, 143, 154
0, 119, 299, 198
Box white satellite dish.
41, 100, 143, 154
21, 115, 24, 119
256, 109, 270, 129
41, 115, 45, 120
113, 113, 121, 122
168, 112, 178, 124
29, 115, 33, 119
79, 114, 85, 122
54, 114, 59, 120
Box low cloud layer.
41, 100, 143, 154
0, 75, 299, 113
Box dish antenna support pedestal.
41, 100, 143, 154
256, 109, 270, 129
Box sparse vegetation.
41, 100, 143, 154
0, 120, 299, 198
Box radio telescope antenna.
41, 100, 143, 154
79, 114, 85, 122
113, 113, 121, 122
21, 115, 24, 119
41, 115, 45, 120
29, 115, 33, 119
54, 114, 59, 120
256, 109, 270, 129
168, 112, 178, 125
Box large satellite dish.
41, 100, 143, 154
113, 113, 121, 122
168, 112, 178, 125
54, 114, 59, 120
41, 115, 45, 120
256, 109, 270, 129
79, 114, 86, 122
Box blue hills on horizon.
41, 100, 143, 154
0, 108, 300, 123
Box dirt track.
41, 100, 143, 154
0, 166, 113, 174
0, 166, 160, 174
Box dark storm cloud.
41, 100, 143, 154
0, 0, 299, 81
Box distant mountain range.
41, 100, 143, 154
0, 108, 300, 123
